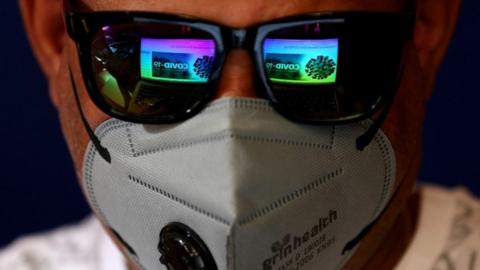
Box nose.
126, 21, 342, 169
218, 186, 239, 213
214, 49, 258, 99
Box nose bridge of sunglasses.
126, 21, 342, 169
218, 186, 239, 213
220, 28, 258, 74
230, 29, 248, 48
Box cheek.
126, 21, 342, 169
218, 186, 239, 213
50, 43, 111, 179
381, 54, 427, 190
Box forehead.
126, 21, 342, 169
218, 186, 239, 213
75, 0, 405, 27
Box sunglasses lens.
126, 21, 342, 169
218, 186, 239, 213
262, 19, 407, 122
264, 38, 339, 85
88, 22, 217, 121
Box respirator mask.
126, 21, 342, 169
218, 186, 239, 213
83, 98, 396, 270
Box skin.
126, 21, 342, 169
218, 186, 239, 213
19, 0, 461, 269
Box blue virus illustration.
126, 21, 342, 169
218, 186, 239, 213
193, 56, 215, 79
305, 55, 336, 80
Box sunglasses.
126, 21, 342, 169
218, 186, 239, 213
65, 2, 414, 126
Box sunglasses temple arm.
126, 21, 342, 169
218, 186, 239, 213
356, 38, 410, 151
68, 66, 112, 163
355, 96, 393, 151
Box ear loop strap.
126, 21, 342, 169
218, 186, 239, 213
68, 66, 112, 163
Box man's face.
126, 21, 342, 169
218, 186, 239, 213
20, 0, 460, 268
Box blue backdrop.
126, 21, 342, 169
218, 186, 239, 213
0, 2, 479, 248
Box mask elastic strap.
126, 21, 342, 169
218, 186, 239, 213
347, 69, 407, 251
347, 38, 412, 246
68, 66, 112, 163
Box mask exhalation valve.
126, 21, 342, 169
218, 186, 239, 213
158, 222, 218, 270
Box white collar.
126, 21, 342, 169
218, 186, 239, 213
394, 185, 457, 270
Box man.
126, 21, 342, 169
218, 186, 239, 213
1, 0, 478, 269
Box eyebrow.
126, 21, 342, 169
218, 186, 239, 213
68, 0, 412, 16
67, 0, 93, 12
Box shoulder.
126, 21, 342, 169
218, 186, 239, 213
395, 184, 480, 270
0, 216, 124, 270
424, 185, 480, 269
421, 184, 480, 229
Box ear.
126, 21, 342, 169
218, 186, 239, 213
413, 0, 462, 95
18, 0, 65, 85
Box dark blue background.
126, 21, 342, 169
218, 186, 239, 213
1, 2, 479, 248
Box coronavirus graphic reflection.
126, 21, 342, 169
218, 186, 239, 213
264, 38, 339, 85
140, 38, 216, 83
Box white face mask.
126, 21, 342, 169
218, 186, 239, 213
82, 97, 396, 270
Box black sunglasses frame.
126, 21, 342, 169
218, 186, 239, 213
65, 4, 415, 125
